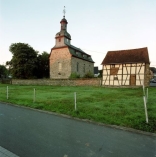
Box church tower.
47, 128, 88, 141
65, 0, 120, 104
54, 7, 71, 47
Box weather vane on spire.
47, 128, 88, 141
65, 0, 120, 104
63, 6, 66, 18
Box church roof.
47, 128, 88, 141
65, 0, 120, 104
67, 44, 94, 63
101, 47, 150, 65
51, 44, 94, 63
56, 30, 71, 39
60, 17, 68, 23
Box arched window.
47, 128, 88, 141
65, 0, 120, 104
58, 62, 62, 72
83, 64, 85, 73
77, 62, 79, 72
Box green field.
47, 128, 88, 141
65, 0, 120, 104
0, 84, 155, 133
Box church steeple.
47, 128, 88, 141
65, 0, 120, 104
60, 6, 68, 31
60, 16, 68, 31
54, 6, 71, 47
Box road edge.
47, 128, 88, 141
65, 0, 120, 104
1, 101, 156, 137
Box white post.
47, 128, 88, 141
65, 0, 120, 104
143, 96, 148, 123
7, 86, 8, 99
146, 88, 148, 103
142, 81, 145, 96
74, 92, 77, 111
33, 88, 36, 102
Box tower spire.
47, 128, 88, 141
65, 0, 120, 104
63, 6, 66, 18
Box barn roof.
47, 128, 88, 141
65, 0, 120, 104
101, 47, 150, 65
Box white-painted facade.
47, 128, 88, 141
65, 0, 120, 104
102, 63, 146, 86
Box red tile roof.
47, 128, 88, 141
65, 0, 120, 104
101, 47, 150, 65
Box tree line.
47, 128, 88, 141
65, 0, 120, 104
0, 43, 49, 79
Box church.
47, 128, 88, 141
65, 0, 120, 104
49, 13, 94, 79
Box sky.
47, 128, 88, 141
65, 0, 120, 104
0, 0, 156, 69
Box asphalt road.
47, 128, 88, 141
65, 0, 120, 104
0, 103, 156, 157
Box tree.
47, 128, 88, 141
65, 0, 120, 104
36, 52, 49, 78
9, 43, 38, 79
0, 65, 8, 78
150, 67, 156, 73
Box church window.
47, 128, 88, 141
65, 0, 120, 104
59, 38, 61, 42
83, 64, 85, 73
77, 62, 79, 72
58, 62, 62, 72
83, 55, 87, 58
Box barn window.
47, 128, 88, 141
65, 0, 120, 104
111, 64, 115, 68
114, 76, 118, 80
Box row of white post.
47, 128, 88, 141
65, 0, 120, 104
74, 92, 77, 111
142, 83, 148, 123
33, 88, 36, 103
33, 89, 77, 109
7, 86, 8, 100
5, 85, 149, 122
6, 86, 77, 110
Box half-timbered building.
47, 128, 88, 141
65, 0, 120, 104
101, 47, 151, 86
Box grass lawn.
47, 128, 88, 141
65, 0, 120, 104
0, 84, 155, 133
